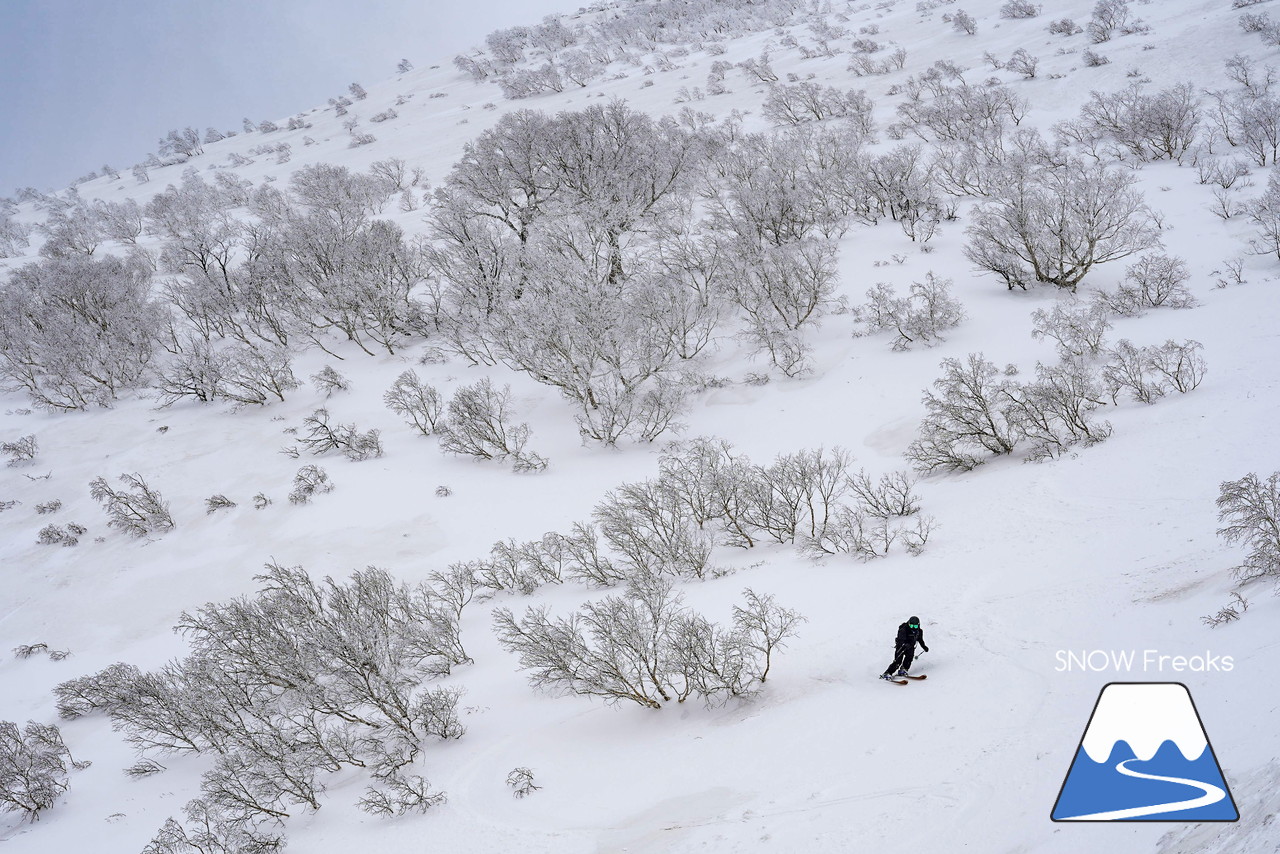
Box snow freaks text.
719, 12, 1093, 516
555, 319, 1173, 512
1054, 651, 1235, 673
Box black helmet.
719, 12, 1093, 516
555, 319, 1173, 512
908, 616, 920, 627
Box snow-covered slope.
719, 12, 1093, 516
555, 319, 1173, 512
2, 1, 1278, 853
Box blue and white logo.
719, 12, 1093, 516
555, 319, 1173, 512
1052, 682, 1238, 822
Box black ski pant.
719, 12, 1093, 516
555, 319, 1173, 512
883, 645, 915, 676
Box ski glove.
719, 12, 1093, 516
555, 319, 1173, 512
921, 645, 929, 653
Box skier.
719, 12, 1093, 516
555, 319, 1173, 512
880, 616, 928, 681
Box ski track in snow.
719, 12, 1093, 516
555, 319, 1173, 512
1057, 758, 1226, 821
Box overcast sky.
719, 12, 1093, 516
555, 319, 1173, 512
0, 0, 573, 195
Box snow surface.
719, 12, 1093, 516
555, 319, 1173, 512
1080, 684, 1208, 763
3, 0, 1279, 853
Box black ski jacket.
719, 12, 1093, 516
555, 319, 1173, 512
894, 622, 928, 652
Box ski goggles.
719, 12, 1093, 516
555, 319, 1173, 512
909, 623, 919, 629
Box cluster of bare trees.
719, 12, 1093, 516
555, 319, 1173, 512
964, 157, 1161, 291
0, 161, 425, 413
4, 77, 1217, 444
893, 65, 1027, 152
883, 66, 1209, 294
1043, 55, 1280, 266
0, 255, 160, 411
909, 238, 1205, 472
453, 1, 843, 97
762, 83, 874, 129
443, 438, 933, 607
907, 290, 1206, 472
495, 578, 803, 708
56, 563, 470, 850
424, 102, 713, 435
854, 273, 966, 350
1056, 83, 1201, 163
1085, 0, 1149, 43
424, 101, 872, 430
383, 372, 546, 470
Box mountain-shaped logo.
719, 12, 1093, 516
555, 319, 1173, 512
1051, 682, 1238, 822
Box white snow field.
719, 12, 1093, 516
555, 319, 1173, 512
2, 1, 1278, 853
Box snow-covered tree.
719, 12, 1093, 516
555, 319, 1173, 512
855, 273, 966, 350
1097, 254, 1196, 314
1247, 167, 1280, 258
951, 9, 978, 35
1102, 339, 1206, 403
493, 578, 802, 708
761, 83, 875, 130
0, 721, 85, 821
297, 408, 383, 461
506, 767, 539, 798
1003, 359, 1113, 460
1217, 471, 1280, 585
1000, 1, 1040, 18
95, 198, 145, 244
1030, 300, 1112, 358
964, 158, 1161, 290
437, 379, 546, 471
311, 365, 349, 397
158, 127, 203, 159
1, 434, 37, 467
89, 473, 175, 537
1006, 48, 1039, 80
0, 256, 160, 410
725, 238, 839, 376
906, 354, 1023, 472
289, 464, 333, 504
384, 370, 443, 436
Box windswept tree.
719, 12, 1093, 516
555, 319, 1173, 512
1217, 472, 1280, 586
158, 127, 204, 159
